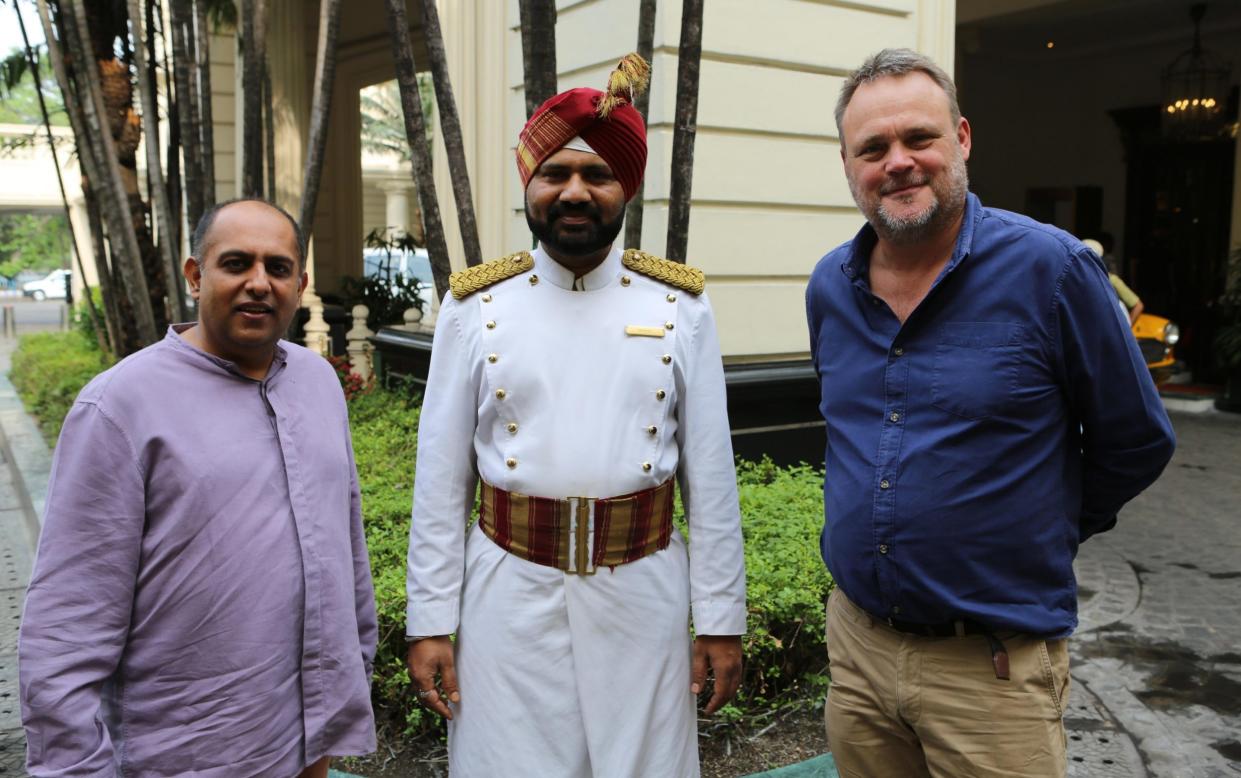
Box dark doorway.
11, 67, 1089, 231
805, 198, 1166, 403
1112, 104, 1236, 380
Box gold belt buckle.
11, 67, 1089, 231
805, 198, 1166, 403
570, 496, 596, 576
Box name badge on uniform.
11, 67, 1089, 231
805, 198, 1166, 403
625, 325, 666, 338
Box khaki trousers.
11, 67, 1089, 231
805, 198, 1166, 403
825, 589, 1070, 778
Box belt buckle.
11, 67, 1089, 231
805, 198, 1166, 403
568, 496, 596, 576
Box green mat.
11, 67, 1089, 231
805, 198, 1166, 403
329, 753, 837, 777
745, 753, 837, 777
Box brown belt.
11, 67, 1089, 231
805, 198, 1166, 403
478, 479, 675, 575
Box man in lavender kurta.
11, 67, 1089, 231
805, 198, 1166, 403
18, 198, 377, 777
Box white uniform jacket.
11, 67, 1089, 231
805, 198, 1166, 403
405, 246, 747, 637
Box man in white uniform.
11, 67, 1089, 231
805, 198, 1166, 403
405, 55, 747, 777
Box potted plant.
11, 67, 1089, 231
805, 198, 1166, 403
1214, 247, 1241, 412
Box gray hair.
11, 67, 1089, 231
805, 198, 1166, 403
190, 197, 307, 268
834, 48, 961, 144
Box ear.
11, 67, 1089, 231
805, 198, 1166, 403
957, 116, 972, 162
297, 270, 309, 303
183, 257, 202, 301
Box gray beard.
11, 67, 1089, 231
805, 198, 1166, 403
854, 154, 970, 245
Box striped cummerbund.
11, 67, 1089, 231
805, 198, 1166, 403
478, 479, 675, 574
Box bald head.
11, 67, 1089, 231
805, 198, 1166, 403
190, 198, 307, 268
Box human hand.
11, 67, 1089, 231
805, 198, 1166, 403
691, 635, 743, 715
407, 636, 459, 720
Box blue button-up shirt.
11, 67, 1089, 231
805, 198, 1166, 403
805, 194, 1175, 637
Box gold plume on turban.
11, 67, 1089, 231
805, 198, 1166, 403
597, 53, 651, 119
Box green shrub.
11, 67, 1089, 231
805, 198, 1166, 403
733, 458, 832, 709
10, 330, 114, 444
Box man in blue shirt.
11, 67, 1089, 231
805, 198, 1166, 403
805, 48, 1175, 777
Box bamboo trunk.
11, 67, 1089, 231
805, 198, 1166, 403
623, 0, 657, 250
128, 0, 188, 322
417, 0, 482, 267
665, 0, 703, 264
298, 0, 343, 238
382, 0, 451, 301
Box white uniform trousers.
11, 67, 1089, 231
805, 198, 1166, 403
448, 523, 699, 778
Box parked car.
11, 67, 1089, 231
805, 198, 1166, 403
362, 247, 433, 311
22, 269, 71, 301
1132, 312, 1179, 378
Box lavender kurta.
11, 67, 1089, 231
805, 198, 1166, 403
19, 327, 377, 777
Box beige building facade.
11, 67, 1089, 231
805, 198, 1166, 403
248, 0, 957, 361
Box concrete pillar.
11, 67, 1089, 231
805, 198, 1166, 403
431, 0, 508, 266
378, 179, 414, 239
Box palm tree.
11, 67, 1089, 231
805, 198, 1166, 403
665, 0, 703, 264
518, 0, 557, 119
12, 0, 107, 349
170, 0, 207, 233
623, 0, 656, 250
54, 0, 159, 346
417, 0, 481, 267
128, 0, 188, 322
298, 0, 342, 239
238, 0, 267, 197
382, 0, 451, 301
194, 0, 216, 206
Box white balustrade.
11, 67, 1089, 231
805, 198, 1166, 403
346, 304, 375, 380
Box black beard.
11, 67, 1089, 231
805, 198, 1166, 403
525, 201, 624, 257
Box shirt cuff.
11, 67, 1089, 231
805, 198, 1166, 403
406, 599, 459, 638
691, 599, 747, 636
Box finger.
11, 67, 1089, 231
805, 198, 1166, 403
440, 653, 461, 704
706, 656, 743, 715
690, 640, 707, 695
714, 655, 739, 714
419, 686, 454, 720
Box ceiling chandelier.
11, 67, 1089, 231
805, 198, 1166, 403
1161, 3, 1231, 140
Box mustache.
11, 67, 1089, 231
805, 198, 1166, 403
546, 201, 601, 222
880, 174, 927, 195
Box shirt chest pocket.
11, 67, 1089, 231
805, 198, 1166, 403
930, 322, 1025, 420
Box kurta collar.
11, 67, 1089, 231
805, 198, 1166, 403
533, 245, 623, 292
166, 323, 288, 382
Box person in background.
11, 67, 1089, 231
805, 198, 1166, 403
1084, 237, 1144, 324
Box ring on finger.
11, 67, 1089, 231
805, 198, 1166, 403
418, 688, 437, 700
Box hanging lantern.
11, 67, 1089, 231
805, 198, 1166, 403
1161, 3, 1231, 140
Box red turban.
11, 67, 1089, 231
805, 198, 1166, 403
516, 54, 650, 201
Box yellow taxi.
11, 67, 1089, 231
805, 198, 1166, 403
1132, 313, 1179, 376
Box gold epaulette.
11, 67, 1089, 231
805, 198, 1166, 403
621, 249, 705, 295
449, 251, 535, 300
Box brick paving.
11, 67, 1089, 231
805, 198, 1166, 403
1071, 410, 1241, 777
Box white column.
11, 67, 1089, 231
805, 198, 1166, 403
378, 179, 414, 239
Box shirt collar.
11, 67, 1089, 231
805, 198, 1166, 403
533, 244, 623, 291
841, 192, 982, 285
166, 323, 288, 382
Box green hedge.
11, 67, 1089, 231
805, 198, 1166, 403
9, 332, 833, 738
10, 331, 114, 444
